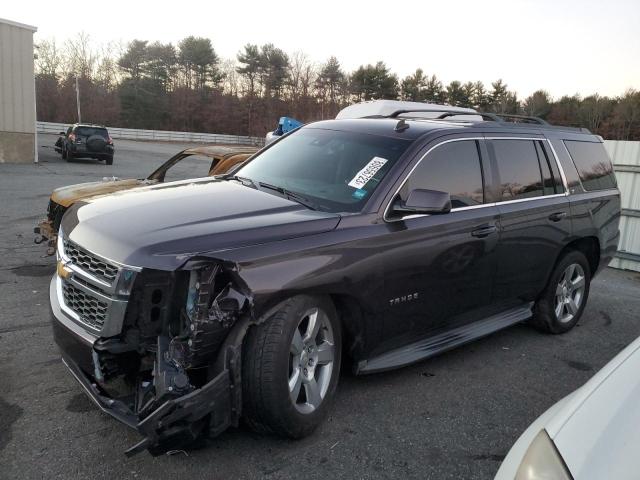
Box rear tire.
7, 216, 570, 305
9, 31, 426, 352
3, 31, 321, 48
530, 250, 591, 334
242, 295, 341, 438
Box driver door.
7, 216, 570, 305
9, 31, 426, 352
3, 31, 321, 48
377, 138, 500, 352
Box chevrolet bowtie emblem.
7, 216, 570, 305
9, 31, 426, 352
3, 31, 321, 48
57, 261, 72, 280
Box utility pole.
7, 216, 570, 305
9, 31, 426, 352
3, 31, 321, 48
75, 76, 82, 123
33, 61, 38, 164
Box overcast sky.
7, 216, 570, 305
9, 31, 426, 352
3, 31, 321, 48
4, 0, 639, 98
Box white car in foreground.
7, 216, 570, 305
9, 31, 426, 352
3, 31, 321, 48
496, 335, 640, 480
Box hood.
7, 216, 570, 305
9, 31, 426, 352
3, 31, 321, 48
546, 335, 640, 480
51, 178, 146, 207
63, 178, 341, 270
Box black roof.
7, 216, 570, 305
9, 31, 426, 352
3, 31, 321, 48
307, 118, 453, 140
307, 114, 591, 141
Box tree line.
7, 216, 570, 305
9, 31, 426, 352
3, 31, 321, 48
35, 34, 640, 140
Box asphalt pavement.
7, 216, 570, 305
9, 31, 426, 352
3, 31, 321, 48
1, 134, 639, 479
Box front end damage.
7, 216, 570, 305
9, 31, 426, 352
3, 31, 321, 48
35, 200, 67, 255
52, 257, 254, 456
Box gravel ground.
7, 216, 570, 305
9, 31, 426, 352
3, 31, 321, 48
1, 134, 639, 479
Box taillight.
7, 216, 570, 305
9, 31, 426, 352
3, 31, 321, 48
69, 133, 76, 142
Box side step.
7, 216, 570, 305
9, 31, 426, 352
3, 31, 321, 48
357, 303, 533, 374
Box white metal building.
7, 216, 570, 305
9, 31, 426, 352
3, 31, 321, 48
0, 17, 37, 163
605, 141, 640, 272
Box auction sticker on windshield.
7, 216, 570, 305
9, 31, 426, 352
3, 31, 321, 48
348, 157, 388, 189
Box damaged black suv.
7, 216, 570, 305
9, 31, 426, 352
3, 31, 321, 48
50, 102, 620, 455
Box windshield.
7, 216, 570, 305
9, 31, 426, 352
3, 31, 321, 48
234, 128, 411, 213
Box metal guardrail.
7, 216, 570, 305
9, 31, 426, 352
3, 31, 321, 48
37, 122, 265, 147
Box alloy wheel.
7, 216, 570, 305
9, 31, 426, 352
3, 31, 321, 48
288, 307, 335, 414
554, 263, 586, 323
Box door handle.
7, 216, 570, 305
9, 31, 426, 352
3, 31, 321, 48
471, 225, 497, 238
548, 212, 567, 222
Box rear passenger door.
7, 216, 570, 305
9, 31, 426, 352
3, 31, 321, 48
488, 137, 571, 304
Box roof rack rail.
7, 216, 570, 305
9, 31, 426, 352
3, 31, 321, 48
386, 108, 550, 125
386, 109, 493, 120
436, 111, 502, 121
490, 113, 550, 125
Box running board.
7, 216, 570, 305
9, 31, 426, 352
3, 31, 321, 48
357, 303, 533, 374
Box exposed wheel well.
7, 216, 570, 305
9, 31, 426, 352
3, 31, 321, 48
560, 236, 600, 276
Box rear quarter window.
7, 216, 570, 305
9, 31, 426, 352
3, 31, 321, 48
564, 140, 617, 191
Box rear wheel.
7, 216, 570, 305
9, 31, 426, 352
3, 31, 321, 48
531, 250, 591, 333
242, 295, 341, 438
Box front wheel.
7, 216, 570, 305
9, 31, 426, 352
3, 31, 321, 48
531, 250, 591, 334
242, 295, 341, 438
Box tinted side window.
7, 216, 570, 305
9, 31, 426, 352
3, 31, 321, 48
535, 141, 555, 195
492, 140, 543, 201
540, 141, 565, 193
400, 140, 484, 208
564, 140, 617, 191
534, 141, 564, 195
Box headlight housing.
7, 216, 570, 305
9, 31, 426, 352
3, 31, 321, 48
515, 429, 573, 480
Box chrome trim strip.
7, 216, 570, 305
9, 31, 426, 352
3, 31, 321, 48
66, 261, 112, 290
451, 203, 493, 212
383, 136, 571, 222
493, 193, 566, 206
70, 241, 143, 272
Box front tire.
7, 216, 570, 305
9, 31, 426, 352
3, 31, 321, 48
531, 250, 591, 334
242, 295, 341, 438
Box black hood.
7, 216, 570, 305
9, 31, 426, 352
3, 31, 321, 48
63, 178, 341, 270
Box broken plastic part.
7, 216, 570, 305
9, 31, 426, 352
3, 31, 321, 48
125, 369, 232, 457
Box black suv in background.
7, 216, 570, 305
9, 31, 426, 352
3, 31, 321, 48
54, 124, 114, 164
49, 104, 620, 456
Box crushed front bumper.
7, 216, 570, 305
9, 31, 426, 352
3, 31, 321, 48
50, 276, 235, 456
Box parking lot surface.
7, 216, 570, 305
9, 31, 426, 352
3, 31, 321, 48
1, 134, 639, 479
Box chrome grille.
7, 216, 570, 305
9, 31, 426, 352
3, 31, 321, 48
64, 239, 119, 284
62, 281, 108, 329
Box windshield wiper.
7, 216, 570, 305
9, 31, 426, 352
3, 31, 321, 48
227, 175, 258, 189
258, 182, 317, 210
